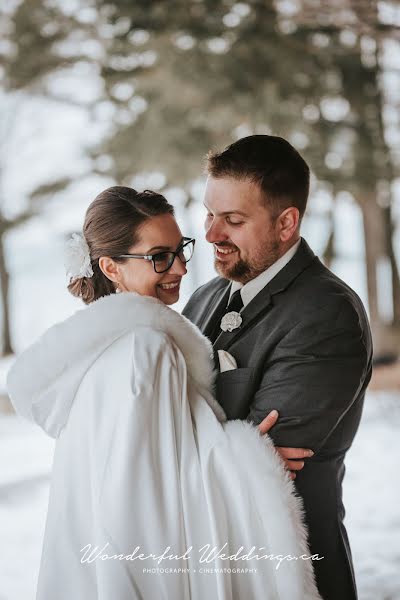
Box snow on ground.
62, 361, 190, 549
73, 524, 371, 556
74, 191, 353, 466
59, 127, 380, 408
0, 393, 399, 600
345, 392, 400, 600
0, 416, 54, 600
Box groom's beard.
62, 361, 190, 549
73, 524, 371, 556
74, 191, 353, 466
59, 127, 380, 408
214, 238, 280, 284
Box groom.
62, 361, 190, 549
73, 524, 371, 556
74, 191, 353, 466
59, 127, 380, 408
183, 135, 372, 600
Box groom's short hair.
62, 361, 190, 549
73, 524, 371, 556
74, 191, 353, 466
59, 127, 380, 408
206, 135, 310, 220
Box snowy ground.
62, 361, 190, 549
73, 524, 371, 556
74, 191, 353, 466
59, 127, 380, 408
345, 392, 400, 600
0, 416, 54, 600
0, 392, 399, 600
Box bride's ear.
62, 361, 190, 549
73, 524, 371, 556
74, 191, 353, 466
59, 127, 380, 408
98, 256, 119, 284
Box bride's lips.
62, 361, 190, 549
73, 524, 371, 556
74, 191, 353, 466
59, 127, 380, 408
214, 244, 239, 261
157, 279, 181, 294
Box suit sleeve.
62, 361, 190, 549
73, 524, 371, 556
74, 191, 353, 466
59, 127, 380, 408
247, 301, 372, 453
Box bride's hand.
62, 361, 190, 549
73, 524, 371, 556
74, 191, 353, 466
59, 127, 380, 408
258, 410, 314, 480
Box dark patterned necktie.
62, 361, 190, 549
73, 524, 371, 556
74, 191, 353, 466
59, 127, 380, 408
226, 289, 244, 314
209, 289, 244, 344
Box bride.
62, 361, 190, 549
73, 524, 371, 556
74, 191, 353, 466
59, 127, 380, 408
7, 186, 321, 600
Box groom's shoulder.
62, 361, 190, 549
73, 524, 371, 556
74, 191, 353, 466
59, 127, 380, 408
296, 258, 369, 330
283, 238, 365, 320
183, 276, 227, 312
191, 276, 227, 299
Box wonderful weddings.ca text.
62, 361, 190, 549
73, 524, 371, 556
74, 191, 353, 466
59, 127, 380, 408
80, 543, 324, 570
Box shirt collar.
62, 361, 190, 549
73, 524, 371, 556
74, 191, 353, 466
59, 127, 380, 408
229, 238, 301, 308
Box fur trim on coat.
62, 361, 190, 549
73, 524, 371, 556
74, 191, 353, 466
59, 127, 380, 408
7, 292, 226, 436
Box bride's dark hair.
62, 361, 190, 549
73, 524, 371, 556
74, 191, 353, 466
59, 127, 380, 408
68, 186, 174, 305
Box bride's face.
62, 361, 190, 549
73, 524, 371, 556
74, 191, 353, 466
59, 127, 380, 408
104, 214, 189, 305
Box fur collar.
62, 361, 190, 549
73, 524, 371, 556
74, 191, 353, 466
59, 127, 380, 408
7, 292, 226, 433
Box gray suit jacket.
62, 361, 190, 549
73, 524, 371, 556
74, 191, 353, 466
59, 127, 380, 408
183, 238, 372, 600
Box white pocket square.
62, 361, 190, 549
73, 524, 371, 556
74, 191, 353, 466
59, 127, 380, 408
217, 350, 238, 373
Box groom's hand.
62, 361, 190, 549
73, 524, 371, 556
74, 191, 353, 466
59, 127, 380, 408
258, 410, 314, 480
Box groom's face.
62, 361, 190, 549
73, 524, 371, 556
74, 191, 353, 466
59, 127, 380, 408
204, 176, 281, 283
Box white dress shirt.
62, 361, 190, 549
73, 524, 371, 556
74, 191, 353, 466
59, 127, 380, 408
229, 238, 301, 308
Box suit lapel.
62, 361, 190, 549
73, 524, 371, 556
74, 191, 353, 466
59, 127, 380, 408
214, 238, 316, 351
200, 282, 231, 338
214, 287, 272, 351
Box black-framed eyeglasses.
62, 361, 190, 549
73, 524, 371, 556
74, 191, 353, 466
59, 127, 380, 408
114, 237, 195, 274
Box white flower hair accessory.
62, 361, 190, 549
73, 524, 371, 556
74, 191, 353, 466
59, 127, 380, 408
64, 233, 94, 281
220, 311, 242, 333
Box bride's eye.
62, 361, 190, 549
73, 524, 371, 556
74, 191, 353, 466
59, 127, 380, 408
153, 252, 171, 263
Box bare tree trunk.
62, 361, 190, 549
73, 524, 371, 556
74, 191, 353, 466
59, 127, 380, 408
383, 204, 400, 325
347, 1, 400, 352
0, 233, 12, 355
369, 12, 400, 333
359, 193, 381, 326
359, 193, 400, 354
322, 206, 335, 269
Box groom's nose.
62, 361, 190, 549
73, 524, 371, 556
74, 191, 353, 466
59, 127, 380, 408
205, 217, 228, 244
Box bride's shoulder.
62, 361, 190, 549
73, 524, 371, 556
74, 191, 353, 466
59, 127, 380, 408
130, 323, 175, 350
127, 325, 184, 384
86, 292, 211, 379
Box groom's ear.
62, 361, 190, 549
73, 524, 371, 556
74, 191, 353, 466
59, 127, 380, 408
98, 256, 119, 284
277, 207, 300, 242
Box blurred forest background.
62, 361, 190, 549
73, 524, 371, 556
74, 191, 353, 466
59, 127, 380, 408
0, 0, 399, 363
0, 0, 400, 354
1, 2, 400, 600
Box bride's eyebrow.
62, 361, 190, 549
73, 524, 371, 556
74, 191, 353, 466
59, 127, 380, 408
147, 237, 184, 253
147, 246, 169, 253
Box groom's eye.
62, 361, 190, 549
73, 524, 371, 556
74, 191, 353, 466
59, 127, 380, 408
226, 216, 243, 225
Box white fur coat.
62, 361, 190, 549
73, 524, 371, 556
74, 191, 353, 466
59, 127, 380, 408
7, 292, 321, 600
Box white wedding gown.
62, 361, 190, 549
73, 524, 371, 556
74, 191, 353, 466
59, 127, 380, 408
7, 292, 321, 600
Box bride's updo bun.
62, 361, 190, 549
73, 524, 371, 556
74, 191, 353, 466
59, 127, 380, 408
67, 186, 174, 305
